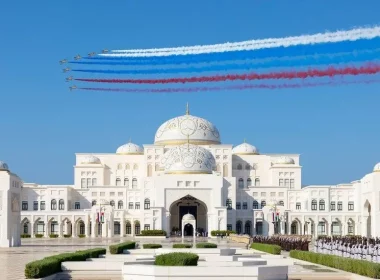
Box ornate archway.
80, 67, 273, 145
364, 200, 372, 237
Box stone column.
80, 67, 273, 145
44, 219, 49, 238
91, 217, 96, 238
120, 219, 125, 237
58, 223, 63, 237
30, 222, 34, 237
102, 221, 107, 238
131, 218, 135, 237
166, 213, 171, 237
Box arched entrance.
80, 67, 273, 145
364, 200, 372, 237
169, 195, 207, 236
184, 224, 194, 236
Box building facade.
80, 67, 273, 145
1, 107, 380, 241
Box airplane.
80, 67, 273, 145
88, 52, 96, 57
65, 76, 73, 82
74, 55, 81, 60
59, 59, 68, 65
69, 85, 77, 91
101, 49, 109, 53
62, 68, 71, 73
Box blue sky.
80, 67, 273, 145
1, 0, 379, 185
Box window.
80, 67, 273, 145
253, 200, 259, 209
92, 200, 97, 206
186, 181, 191, 187
330, 202, 336, 211
255, 178, 260, 186
237, 164, 242, 170
236, 202, 241, 210
126, 222, 132, 234
261, 192, 266, 197
279, 192, 284, 197
318, 222, 326, 234
124, 178, 129, 187
296, 202, 301, 210
290, 179, 295, 189
311, 199, 317, 211
348, 202, 354, 211
243, 202, 248, 210
92, 178, 97, 186
285, 179, 290, 187
155, 164, 160, 171
147, 164, 152, 177
261, 200, 266, 208
135, 222, 141, 235
245, 221, 251, 235
236, 221, 242, 234
319, 199, 325, 211
338, 201, 343, 211
132, 178, 137, 188
100, 192, 105, 197
270, 192, 276, 197
227, 224, 232, 231
128, 202, 133, 209
135, 202, 140, 209
238, 178, 244, 188
59, 199, 64, 210
87, 178, 91, 187
116, 178, 121, 186
110, 192, 115, 197
278, 201, 284, 206
247, 178, 252, 187
245, 164, 251, 170
279, 179, 284, 187
75, 202, 80, 209
110, 200, 115, 207
118, 200, 124, 209
33, 201, 38, 211
22, 201, 28, 211
51, 221, 59, 234
23, 223, 28, 234
226, 199, 232, 210
223, 164, 228, 177
144, 224, 150, 231
118, 192, 123, 197
144, 198, 150, 210
51, 199, 57, 210
348, 224, 354, 234
133, 164, 138, 170
81, 178, 86, 188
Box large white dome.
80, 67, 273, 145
0, 161, 9, 171
273, 156, 295, 165
154, 106, 220, 146
232, 141, 259, 155
374, 162, 380, 172
81, 155, 101, 164
161, 144, 216, 174
182, 213, 196, 221
116, 142, 143, 155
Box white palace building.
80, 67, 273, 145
1, 105, 380, 246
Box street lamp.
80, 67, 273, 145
269, 200, 280, 234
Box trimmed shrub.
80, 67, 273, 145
21, 234, 31, 238
35, 234, 43, 238
290, 250, 380, 279
63, 234, 71, 238
109, 241, 136, 254
210, 230, 236, 237
155, 252, 199, 266
49, 234, 59, 238
173, 243, 192, 248
140, 230, 167, 236
196, 242, 217, 248
251, 243, 281, 255
143, 243, 162, 249
78, 234, 86, 238
24, 248, 106, 279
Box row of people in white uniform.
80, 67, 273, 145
314, 239, 380, 262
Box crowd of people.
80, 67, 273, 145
251, 235, 311, 251
314, 235, 380, 262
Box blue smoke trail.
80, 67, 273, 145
72, 50, 380, 75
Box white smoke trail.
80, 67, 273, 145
100, 26, 380, 57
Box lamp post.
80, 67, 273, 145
97, 199, 109, 236
269, 200, 279, 235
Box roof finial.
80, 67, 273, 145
244, 138, 246, 143
186, 102, 190, 115
187, 135, 190, 150
129, 137, 132, 143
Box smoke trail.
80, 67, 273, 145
83, 38, 380, 65
106, 26, 380, 57
72, 50, 380, 75
74, 63, 380, 85
78, 79, 380, 93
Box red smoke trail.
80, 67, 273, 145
75, 63, 380, 84
78, 79, 380, 93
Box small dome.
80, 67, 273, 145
81, 155, 101, 164
0, 161, 9, 171
116, 142, 143, 155
161, 144, 216, 174
182, 213, 196, 221
374, 163, 380, 172
232, 141, 259, 155
274, 156, 295, 165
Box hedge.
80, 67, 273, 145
109, 241, 136, 254
196, 242, 217, 248
155, 252, 199, 266
35, 234, 43, 238
250, 243, 281, 255
173, 243, 193, 248
290, 250, 380, 279
143, 243, 162, 249
140, 230, 167, 236
78, 234, 86, 238
25, 248, 106, 279
21, 234, 31, 238
63, 234, 71, 238
49, 234, 59, 238
210, 230, 236, 237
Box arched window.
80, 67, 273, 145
330, 201, 336, 211
126, 221, 131, 234
110, 200, 115, 207
226, 199, 232, 210
51, 199, 57, 210
116, 178, 121, 186
92, 178, 97, 186
247, 178, 252, 187
253, 200, 259, 209
278, 200, 284, 206
155, 164, 160, 171
58, 199, 64, 210
133, 164, 138, 170
261, 200, 266, 208
117, 163, 123, 170
311, 199, 317, 211
147, 164, 152, 177
144, 198, 150, 210
124, 178, 129, 187
319, 199, 325, 211
238, 178, 244, 188
132, 178, 137, 189
135, 221, 140, 235
118, 200, 123, 209
223, 164, 228, 177
245, 164, 251, 170
236, 221, 242, 234
23, 223, 28, 234
245, 221, 252, 235
92, 200, 97, 206
255, 178, 260, 186
125, 164, 130, 170
237, 164, 242, 170
216, 164, 221, 172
